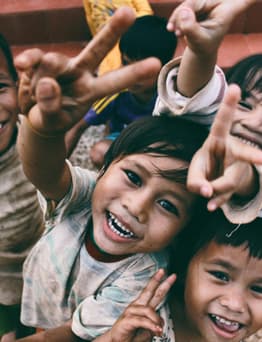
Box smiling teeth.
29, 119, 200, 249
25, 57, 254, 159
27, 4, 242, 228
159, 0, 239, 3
237, 136, 260, 149
107, 212, 135, 238
211, 314, 241, 329
0, 123, 3, 128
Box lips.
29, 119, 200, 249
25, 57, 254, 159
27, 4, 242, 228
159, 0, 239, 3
209, 313, 244, 334
106, 211, 137, 239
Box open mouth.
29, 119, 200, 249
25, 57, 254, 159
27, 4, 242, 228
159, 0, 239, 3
209, 314, 244, 334
106, 211, 137, 239
231, 131, 262, 150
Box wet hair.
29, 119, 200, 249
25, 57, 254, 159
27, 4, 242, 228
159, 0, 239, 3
102, 115, 208, 186
171, 208, 262, 299
226, 54, 262, 101
119, 15, 177, 66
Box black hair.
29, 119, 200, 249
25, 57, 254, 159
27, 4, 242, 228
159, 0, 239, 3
171, 208, 262, 299
0, 33, 18, 82
102, 115, 208, 186
226, 54, 262, 101
119, 15, 177, 66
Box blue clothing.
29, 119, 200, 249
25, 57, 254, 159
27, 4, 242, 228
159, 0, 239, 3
84, 90, 157, 133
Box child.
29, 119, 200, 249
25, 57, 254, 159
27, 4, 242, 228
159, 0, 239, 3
152, 0, 262, 218
0, 33, 44, 339
13, 7, 261, 342
82, 0, 153, 75
66, 14, 177, 168
105, 210, 262, 342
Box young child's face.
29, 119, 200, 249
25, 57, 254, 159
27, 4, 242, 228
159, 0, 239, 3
184, 241, 262, 342
91, 153, 195, 256
0, 49, 18, 155
231, 81, 262, 150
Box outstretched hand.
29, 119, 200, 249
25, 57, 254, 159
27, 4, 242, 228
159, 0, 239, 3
104, 269, 176, 342
187, 84, 262, 211
15, 6, 161, 137
166, 0, 256, 55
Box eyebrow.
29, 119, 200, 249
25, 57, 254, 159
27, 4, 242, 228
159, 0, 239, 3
209, 258, 238, 272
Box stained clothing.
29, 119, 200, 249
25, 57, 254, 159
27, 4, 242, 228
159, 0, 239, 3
0, 142, 43, 305
21, 162, 169, 340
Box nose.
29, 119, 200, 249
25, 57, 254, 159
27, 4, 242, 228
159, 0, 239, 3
219, 288, 246, 314
121, 189, 152, 223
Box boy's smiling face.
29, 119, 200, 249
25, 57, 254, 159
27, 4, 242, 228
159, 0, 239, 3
230, 75, 262, 150
184, 241, 262, 342
0, 49, 18, 155
91, 153, 195, 256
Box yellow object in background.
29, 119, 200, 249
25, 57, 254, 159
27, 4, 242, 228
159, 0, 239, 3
82, 0, 153, 74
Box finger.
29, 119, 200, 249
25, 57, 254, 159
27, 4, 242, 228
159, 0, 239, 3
149, 273, 176, 309
88, 57, 161, 102
124, 316, 162, 337
18, 72, 35, 114
187, 150, 214, 198
35, 77, 62, 116
134, 269, 166, 306
71, 6, 136, 72
210, 84, 241, 140
126, 305, 163, 326
230, 137, 262, 165
15, 48, 44, 74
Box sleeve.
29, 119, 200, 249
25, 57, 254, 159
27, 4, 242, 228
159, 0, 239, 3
71, 251, 169, 340
153, 57, 227, 129
38, 161, 97, 224
83, 95, 118, 126
132, 0, 153, 16
222, 164, 262, 224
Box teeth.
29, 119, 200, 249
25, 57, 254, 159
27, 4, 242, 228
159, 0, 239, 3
237, 136, 260, 149
0, 123, 3, 128
211, 314, 241, 329
107, 212, 135, 238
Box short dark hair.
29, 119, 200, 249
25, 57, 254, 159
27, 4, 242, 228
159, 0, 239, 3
102, 115, 208, 185
0, 33, 17, 82
119, 15, 177, 66
226, 54, 262, 101
171, 208, 262, 299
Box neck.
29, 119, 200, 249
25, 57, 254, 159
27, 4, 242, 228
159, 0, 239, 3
170, 297, 205, 342
86, 224, 130, 263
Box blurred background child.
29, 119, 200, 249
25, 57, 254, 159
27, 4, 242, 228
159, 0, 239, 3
82, 0, 153, 75
67, 15, 177, 169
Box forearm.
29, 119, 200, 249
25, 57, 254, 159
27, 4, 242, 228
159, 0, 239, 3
177, 47, 217, 97
18, 115, 71, 201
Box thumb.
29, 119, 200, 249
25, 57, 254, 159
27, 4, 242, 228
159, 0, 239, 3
175, 7, 198, 37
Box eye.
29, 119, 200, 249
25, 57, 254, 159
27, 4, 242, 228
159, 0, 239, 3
251, 285, 262, 295
238, 100, 253, 111
157, 199, 179, 217
124, 169, 142, 187
0, 82, 13, 92
209, 270, 229, 282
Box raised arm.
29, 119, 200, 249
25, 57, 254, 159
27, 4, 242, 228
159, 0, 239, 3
16, 7, 161, 201
167, 0, 256, 97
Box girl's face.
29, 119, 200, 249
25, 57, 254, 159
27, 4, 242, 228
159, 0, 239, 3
0, 49, 18, 155
91, 153, 195, 256
184, 241, 262, 342
230, 78, 262, 150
